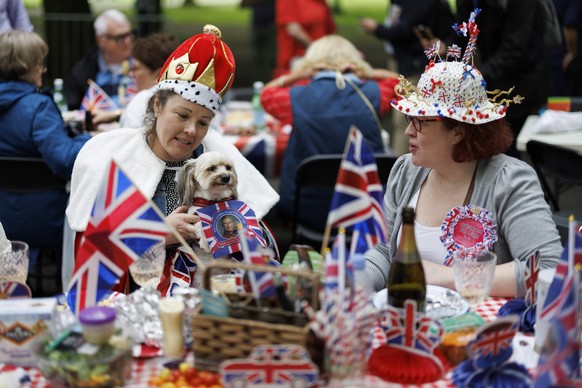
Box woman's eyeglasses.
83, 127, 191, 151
102, 30, 136, 44
405, 115, 440, 132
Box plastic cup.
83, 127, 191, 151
0, 241, 29, 283
453, 249, 497, 305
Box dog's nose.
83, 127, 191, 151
220, 175, 231, 183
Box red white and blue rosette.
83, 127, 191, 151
440, 204, 497, 266
0, 281, 31, 299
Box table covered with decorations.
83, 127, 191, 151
0, 294, 545, 388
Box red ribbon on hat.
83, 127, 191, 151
430, 78, 443, 92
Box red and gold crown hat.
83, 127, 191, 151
157, 24, 235, 114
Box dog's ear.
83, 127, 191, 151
176, 160, 199, 205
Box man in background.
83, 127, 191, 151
64, 9, 135, 110
0, 0, 33, 33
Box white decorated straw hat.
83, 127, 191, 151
391, 9, 522, 125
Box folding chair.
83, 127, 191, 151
0, 157, 68, 296
291, 154, 397, 249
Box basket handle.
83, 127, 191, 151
202, 260, 320, 310
289, 244, 314, 270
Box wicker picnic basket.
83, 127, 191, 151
191, 260, 324, 371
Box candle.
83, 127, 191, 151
159, 298, 185, 358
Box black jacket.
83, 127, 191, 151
64, 46, 100, 111
454, 0, 551, 121
373, 0, 454, 76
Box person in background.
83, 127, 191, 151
419, 1, 550, 157
364, 14, 561, 299
457, 1, 551, 158
64, 25, 279, 294
550, 0, 582, 96
64, 9, 135, 111
91, 32, 178, 128
359, 0, 455, 156
261, 34, 398, 239
135, 0, 162, 37
0, 0, 33, 32
0, 31, 92, 271
274, 0, 336, 77
241, 0, 276, 82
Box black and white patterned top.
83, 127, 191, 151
161, 161, 185, 215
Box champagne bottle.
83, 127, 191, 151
53, 78, 68, 113
387, 206, 426, 311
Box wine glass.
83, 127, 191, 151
128, 242, 165, 288
453, 248, 497, 305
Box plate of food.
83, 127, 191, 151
372, 285, 470, 319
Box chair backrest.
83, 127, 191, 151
526, 140, 582, 211
0, 157, 67, 193
291, 153, 397, 244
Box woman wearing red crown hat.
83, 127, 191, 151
63, 26, 280, 292
364, 13, 562, 300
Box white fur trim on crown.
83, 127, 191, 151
391, 61, 506, 124
158, 79, 222, 114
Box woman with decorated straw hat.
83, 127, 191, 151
64, 26, 279, 292
364, 11, 561, 298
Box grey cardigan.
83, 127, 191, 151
365, 153, 562, 298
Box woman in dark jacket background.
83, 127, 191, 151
0, 31, 91, 274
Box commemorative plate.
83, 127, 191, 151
372, 285, 470, 319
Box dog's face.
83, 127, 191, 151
177, 151, 238, 204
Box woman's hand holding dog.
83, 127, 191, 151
165, 205, 200, 245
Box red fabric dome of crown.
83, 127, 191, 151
157, 25, 235, 113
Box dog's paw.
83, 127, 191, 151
194, 223, 211, 253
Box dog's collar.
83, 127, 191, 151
191, 196, 236, 207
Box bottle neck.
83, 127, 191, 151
398, 221, 419, 263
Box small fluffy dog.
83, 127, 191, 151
176, 151, 239, 258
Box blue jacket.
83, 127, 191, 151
0, 81, 90, 257
278, 72, 386, 232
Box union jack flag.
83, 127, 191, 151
197, 200, 267, 258
231, 133, 284, 178
540, 220, 582, 322
221, 345, 318, 386
67, 160, 169, 313
323, 249, 339, 291
349, 221, 374, 257
423, 42, 439, 60
524, 251, 540, 306
534, 273, 580, 387
324, 231, 348, 291
327, 126, 388, 247
80, 79, 118, 112
239, 228, 280, 298
446, 44, 462, 60
167, 248, 196, 296
381, 301, 443, 354
0, 281, 31, 299
470, 322, 516, 358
